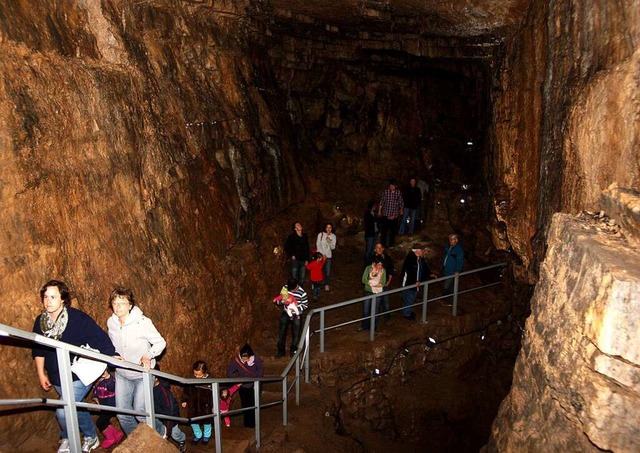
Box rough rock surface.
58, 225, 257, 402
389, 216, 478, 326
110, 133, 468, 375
486, 212, 640, 452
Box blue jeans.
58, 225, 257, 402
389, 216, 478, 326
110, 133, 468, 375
399, 208, 417, 235
115, 374, 164, 436
322, 258, 332, 286
402, 288, 418, 317
289, 259, 306, 285
379, 292, 391, 320
362, 291, 380, 330
364, 236, 376, 266
311, 282, 322, 298
53, 380, 95, 439
443, 277, 454, 304
169, 424, 186, 443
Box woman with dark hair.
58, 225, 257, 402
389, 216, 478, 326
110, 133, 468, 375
316, 222, 337, 291
226, 344, 264, 428
32, 279, 116, 453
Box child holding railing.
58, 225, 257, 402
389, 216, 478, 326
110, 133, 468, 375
220, 384, 242, 427
181, 360, 213, 445
92, 370, 124, 449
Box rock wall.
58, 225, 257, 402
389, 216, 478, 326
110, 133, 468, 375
488, 0, 640, 449
491, 0, 640, 281
0, 0, 302, 444
487, 211, 640, 452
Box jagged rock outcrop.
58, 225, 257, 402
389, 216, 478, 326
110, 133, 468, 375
486, 207, 640, 452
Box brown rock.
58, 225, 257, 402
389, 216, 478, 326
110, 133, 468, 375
113, 423, 178, 453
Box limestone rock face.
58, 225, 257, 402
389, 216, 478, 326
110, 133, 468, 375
0, 1, 302, 445
491, 0, 640, 281
486, 212, 640, 452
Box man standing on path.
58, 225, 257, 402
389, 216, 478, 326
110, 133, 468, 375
378, 179, 404, 247
400, 244, 432, 320
399, 177, 421, 236
275, 278, 309, 357
442, 234, 464, 306
373, 242, 394, 325
284, 221, 311, 286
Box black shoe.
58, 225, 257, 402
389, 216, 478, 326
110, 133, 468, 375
192, 438, 201, 445
276, 351, 285, 358
403, 313, 416, 321
442, 301, 453, 307
202, 438, 210, 445
290, 349, 298, 357
178, 441, 187, 453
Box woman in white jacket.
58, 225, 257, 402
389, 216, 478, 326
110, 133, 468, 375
107, 287, 166, 436
316, 222, 337, 291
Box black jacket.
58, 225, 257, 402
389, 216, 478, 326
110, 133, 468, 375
284, 232, 311, 261
400, 252, 430, 286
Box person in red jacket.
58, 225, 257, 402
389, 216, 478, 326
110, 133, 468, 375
220, 384, 242, 427
305, 252, 326, 300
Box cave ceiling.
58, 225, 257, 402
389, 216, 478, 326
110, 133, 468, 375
264, 0, 532, 38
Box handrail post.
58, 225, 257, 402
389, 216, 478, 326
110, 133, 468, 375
452, 274, 460, 317
254, 381, 261, 449
142, 371, 157, 432
369, 294, 376, 341
282, 377, 288, 426
304, 328, 310, 384
295, 355, 300, 405
56, 348, 81, 453
421, 281, 429, 324
212, 382, 222, 453
320, 310, 326, 353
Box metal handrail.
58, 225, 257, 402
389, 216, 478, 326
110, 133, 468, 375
0, 261, 505, 452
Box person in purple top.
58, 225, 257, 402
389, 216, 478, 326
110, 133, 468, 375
226, 344, 264, 428
32, 279, 116, 453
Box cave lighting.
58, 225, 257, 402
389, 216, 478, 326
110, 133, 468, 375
425, 337, 437, 351
460, 198, 466, 204
466, 141, 474, 146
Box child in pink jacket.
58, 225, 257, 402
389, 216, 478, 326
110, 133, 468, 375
220, 383, 242, 427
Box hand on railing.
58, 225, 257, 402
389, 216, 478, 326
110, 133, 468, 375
140, 355, 152, 371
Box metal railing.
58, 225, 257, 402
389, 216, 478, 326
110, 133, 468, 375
0, 261, 505, 452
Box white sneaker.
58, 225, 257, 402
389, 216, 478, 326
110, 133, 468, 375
57, 439, 70, 453
81, 436, 100, 452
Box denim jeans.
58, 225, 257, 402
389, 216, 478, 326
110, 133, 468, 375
115, 374, 164, 436
322, 257, 332, 286
379, 293, 391, 320
399, 208, 417, 235
53, 380, 96, 439
289, 259, 306, 285
311, 282, 322, 299
402, 288, 418, 317
443, 277, 454, 304
364, 236, 376, 266
277, 311, 301, 355
362, 291, 380, 330
169, 424, 186, 443
379, 216, 398, 247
